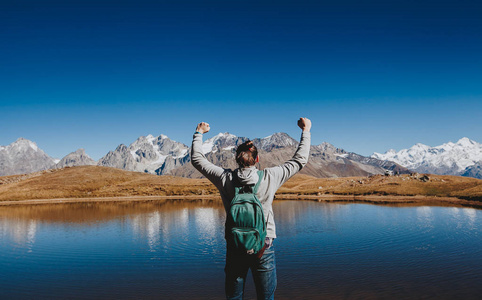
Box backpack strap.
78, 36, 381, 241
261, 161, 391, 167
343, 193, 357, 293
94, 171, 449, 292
252, 170, 264, 194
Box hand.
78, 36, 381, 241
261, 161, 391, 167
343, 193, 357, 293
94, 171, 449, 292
297, 117, 311, 132
196, 122, 210, 134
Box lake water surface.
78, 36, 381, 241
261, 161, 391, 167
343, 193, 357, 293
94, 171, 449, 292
0, 200, 481, 299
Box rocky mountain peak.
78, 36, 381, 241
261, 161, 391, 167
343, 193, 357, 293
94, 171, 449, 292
115, 144, 128, 152
56, 149, 96, 168
206, 132, 238, 143
98, 134, 189, 175
411, 143, 430, 151
313, 142, 344, 154
74, 148, 86, 154
0, 138, 55, 176
155, 134, 188, 157
7, 137, 39, 152
202, 132, 247, 154
255, 132, 298, 151
457, 137, 476, 147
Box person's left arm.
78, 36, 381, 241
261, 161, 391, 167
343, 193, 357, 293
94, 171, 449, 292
265, 117, 311, 189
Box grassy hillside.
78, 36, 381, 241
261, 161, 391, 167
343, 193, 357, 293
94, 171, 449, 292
0, 166, 217, 201
1, 166, 481, 204
278, 173, 482, 200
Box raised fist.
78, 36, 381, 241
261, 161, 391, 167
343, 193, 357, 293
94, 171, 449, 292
297, 117, 311, 132
196, 122, 210, 134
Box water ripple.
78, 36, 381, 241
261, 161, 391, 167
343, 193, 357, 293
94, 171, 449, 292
1, 201, 481, 299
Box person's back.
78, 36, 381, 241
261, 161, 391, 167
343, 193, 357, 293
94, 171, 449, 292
191, 117, 311, 300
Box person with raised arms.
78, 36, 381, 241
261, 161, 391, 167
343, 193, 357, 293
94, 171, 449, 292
191, 117, 311, 300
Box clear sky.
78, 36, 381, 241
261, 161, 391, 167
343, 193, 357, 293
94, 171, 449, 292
1, 0, 481, 160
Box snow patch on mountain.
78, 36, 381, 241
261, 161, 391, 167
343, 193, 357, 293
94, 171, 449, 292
98, 134, 189, 174
202, 133, 244, 154
200, 132, 299, 154
371, 137, 482, 177
0, 138, 39, 153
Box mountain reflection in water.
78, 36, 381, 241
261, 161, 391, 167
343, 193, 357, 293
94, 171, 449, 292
0, 200, 481, 300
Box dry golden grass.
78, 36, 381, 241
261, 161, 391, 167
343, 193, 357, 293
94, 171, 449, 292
0, 166, 217, 201
1, 166, 481, 204
278, 173, 482, 200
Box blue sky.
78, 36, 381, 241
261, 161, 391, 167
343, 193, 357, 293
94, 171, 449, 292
1, 0, 481, 160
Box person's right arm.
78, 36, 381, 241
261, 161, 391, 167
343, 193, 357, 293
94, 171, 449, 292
265, 117, 312, 189
191, 122, 225, 185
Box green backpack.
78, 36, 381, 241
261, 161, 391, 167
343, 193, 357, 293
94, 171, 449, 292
226, 170, 267, 255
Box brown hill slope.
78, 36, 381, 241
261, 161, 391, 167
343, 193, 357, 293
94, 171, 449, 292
1, 166, 481, 205
278, 173, 482, 201
0, 166, 217, 201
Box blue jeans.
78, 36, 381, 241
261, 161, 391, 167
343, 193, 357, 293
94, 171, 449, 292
225, 242, 277, 300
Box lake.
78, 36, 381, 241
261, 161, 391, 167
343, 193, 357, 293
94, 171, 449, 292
0, 199, 481, 299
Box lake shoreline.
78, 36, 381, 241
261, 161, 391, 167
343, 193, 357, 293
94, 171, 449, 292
2, 167, 481, 208
1, 194, 481, 209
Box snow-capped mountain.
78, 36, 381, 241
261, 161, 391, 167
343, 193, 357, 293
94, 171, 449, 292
169, 132, 408, 178
371, 137, 482, 178
199, 132, 298, 153
0, 138, 56, 176
202, 133, 248, 154
1, 133, 408, 178
97, 134, 189, 175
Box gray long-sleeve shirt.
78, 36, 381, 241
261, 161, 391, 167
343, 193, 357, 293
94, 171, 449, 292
191, 131, 311, 238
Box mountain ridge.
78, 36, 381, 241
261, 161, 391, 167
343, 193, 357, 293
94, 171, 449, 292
94, 131, 409, 178
13, 132, 482, 178
371, 137, 482, 178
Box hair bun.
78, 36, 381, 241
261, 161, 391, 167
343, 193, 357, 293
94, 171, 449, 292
235, 140, 258, 167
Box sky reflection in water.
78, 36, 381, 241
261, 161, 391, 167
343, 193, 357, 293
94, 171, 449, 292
0, 200, 481, 299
